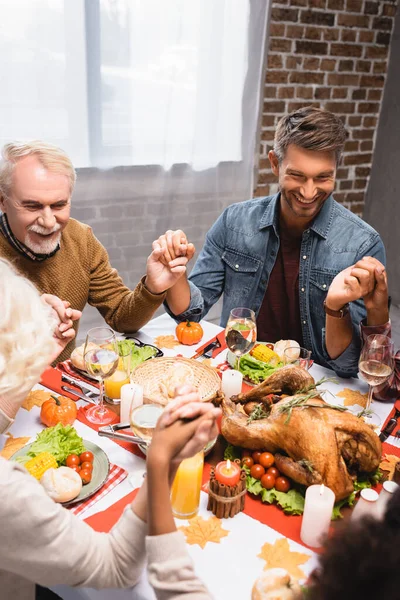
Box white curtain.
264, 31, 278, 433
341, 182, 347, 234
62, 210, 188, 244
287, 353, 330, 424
0, 0, 270, 332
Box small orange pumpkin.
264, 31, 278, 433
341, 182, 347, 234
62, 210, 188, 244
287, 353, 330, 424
40, 395, 77, 427
176, 321, 204, 346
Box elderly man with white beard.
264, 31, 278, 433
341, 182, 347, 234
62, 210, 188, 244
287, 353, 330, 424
0, 141, 190, 362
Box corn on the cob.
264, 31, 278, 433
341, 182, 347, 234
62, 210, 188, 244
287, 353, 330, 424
25, 452, 58, 480
251, 344, 280, 365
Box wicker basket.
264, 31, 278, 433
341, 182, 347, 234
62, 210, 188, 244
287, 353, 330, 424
131, 357, 221, 405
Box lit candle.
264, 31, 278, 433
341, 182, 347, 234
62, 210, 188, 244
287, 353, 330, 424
221, 370, 243, 400
120, 383, 143, 424
300, 484, 335, 548
215, 459, 241, 486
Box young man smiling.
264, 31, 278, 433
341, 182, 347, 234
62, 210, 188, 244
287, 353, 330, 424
160, 107, 387, 377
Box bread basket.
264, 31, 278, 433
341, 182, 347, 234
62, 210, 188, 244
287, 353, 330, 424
131, 357, 221, 404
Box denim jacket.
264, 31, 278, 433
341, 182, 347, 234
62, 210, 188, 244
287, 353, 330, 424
165, 194, 385, 377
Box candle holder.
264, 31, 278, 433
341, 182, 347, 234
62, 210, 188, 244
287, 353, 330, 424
207, 459, 247, 518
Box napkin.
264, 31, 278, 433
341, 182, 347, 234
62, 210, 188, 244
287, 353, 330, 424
57, 360, 99, 388
69, 463, 128, 517
193, 331, 227, 359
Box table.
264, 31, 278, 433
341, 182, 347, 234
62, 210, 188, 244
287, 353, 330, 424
2, 314, 397, 600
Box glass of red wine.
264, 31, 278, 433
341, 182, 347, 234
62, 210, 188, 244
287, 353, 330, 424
225, 307, 257, 370
358, 334, 394, 419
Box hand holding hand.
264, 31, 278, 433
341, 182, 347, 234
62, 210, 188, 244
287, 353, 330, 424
326, 259, 378, 310
144, 231, 195, 294
41, 294, 82, 360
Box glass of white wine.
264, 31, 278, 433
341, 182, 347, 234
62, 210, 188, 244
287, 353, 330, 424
84, 327, 119, 425
358, 334, 394, 417
225, 307, 257, 370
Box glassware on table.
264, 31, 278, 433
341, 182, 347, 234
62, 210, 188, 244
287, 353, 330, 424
351, 488, 379, 522
225, 307, 257, 370
104, 342, 131, 404
358, 334, 394, 413
376, 480, 399, 519
283, 346, 312, 370
130, 403, 164, 444
171, 450, 204, 519
84, 327, 119, 425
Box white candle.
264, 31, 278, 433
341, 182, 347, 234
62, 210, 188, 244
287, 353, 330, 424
120, 384, 144, 424
300, 484, 335, 548
221, 370, 243, 400
376, 481, 398, 519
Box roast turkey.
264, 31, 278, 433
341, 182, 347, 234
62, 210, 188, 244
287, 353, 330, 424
222, 366, 381, 501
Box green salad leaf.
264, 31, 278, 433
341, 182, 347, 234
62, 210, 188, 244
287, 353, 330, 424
238, 354, 282, 384
117, 340, 157, 370
224, 444, 242, 461
24, 423, 85, 466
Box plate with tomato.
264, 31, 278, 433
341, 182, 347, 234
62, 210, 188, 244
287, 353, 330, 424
13, 440, 110, 506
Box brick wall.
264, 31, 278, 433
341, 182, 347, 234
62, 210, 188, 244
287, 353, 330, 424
254, 0, 398, 216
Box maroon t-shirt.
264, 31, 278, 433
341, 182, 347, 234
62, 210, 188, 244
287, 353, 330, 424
257, 226, 304, 345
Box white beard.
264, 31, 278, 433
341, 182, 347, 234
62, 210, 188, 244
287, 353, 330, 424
25, 225, 61, 254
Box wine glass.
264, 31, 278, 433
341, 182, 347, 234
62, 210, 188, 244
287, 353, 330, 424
225, 307, 257, 369
358, 334, 394, 420
84, 327, 119, 425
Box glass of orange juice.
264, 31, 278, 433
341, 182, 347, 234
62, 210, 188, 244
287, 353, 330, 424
104, 343, 131, 403
171, 451, 204, 519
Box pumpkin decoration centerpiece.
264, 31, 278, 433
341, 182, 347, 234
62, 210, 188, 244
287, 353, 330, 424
40, 395, 77, 427
176, 321, 204, 346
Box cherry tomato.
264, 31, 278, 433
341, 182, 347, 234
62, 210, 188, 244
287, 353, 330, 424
80, 451, 94, 463
66, 454, 80, 468
267, 466, 280, 478
275, 476, 291, 493
252, 451, 262, 464
242, 457, 254, 469
250, 464, 265, 480
242, 449, 252, 458
81, 461, 93, 473
259, 452, 275, 469
261, 473, 276, 490
69, 465, 81, 473
80, 468, 92, 485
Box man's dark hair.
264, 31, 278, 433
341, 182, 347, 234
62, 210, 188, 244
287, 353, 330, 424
273, 106, 348, 166
308, 486, 400, 600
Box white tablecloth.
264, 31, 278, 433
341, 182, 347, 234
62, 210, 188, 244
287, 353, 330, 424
2, 314, 394, 600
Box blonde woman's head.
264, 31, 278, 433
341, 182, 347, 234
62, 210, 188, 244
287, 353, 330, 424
0, 259, 56, 401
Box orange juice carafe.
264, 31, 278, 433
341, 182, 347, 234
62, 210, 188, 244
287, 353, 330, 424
171, 451, 204, 519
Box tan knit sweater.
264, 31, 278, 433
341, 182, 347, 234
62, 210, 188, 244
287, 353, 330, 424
0, 219, 166, 362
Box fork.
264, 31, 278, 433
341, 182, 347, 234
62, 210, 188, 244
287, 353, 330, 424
193, 337, 222, 360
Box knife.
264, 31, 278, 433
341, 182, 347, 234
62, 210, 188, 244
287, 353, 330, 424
379, 408, 400, 442
61, 373, 98, 394
192, 338, 221, 360
61, 386, 98, 405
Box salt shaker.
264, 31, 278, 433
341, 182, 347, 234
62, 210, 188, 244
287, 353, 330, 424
351, 488, 379, 522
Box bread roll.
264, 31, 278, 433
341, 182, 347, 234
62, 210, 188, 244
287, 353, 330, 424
251, 569, 302, 600
70, 342, 98, 371
40, 467, 82, 503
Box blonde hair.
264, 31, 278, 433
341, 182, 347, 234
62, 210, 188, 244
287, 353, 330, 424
0, 259, 56, 401
0, 140, 77, 199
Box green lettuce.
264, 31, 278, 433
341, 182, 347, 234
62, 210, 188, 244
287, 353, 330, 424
224, 444, 242, 461
25, 423, 85, 466
238, 354, 282, 384
117, 340, 157, 370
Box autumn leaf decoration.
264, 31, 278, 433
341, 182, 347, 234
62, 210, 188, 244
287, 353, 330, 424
179, 516, 229, 549
0, 433, 31, 459
154, 335, 181, 350
379, 454, 400, 481
258, 538, 310, 580
22, 389, 53, 411
337, 388, 368, 408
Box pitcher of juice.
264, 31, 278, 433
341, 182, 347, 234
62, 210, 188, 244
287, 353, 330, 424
171, 451, 204, 519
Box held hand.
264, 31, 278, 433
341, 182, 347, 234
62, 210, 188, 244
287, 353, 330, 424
357, 256, 388, 314
149, 385, 221, 465
144, 245, 191, 294
152, 229, 195, 265
41, 295, 82, 361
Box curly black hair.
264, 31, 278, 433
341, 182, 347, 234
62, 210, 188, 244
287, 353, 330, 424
308, 486, 400, 600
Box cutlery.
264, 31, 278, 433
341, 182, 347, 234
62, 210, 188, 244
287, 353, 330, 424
61, 373, 98, 394
61, 385, 98, 405
98, 423, 149, 446
192, 337, 222, 360
379, 408, 400, 442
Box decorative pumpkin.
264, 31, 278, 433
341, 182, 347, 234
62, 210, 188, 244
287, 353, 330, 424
40, 395, 77, 427
176, 321, 204, 346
